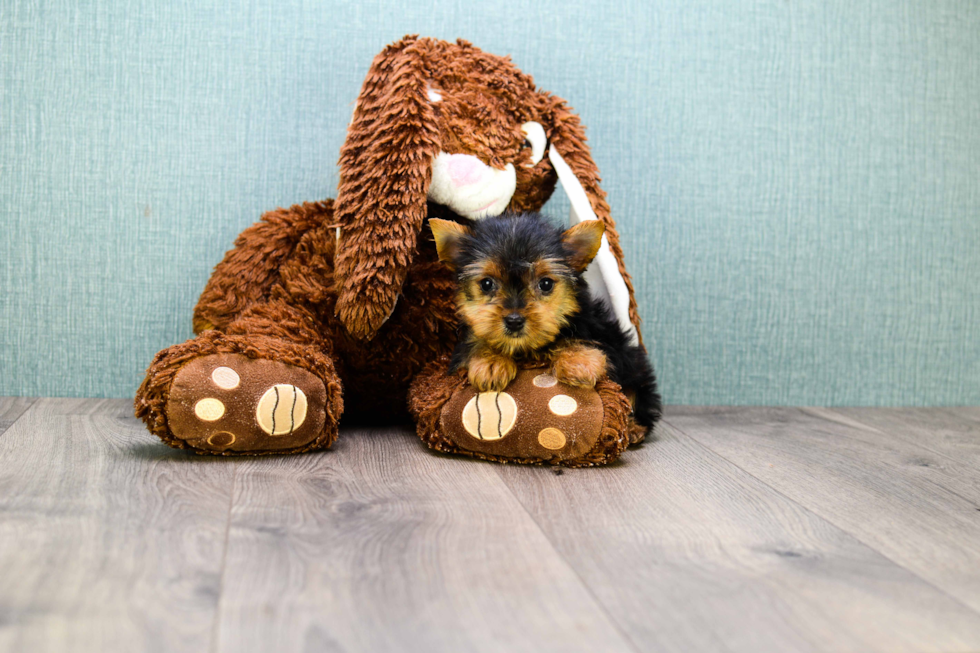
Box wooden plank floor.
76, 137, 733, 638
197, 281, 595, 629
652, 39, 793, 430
1, 400, 979, 652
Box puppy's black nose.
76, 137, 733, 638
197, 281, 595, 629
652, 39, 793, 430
504, 313, 526, 331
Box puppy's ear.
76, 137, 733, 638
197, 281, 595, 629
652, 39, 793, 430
332, 36, 442, 341
548, 96, 642, 346
428, 219, 470, 270
562, 220, 605, 273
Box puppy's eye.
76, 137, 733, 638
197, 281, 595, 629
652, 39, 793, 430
480, 278, 495, 293
521, 138, 532, 150
538, 278, 555, 293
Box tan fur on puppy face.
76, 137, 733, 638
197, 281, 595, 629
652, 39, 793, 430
457, 258, 579, 358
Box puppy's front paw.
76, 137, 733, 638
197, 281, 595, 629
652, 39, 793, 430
552, 344, 607, 388
467, 353, 518, 392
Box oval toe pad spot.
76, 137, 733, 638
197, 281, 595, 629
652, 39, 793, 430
533, 374, 558, 388
548, 394, 578, 416
194, 398, 225, 421
537, 427, 566, 450
211, 366, 241, 389
207, 431, 236, 447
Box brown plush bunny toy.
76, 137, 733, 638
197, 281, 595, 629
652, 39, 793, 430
136, 35, 647, 466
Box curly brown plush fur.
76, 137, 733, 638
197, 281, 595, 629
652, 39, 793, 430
135, 35, 645, 457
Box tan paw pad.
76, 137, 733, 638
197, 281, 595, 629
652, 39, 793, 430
537, 427, 567, 450
548, 394, 578, 416
194, 398, 225, 421
255, 384, 308, 436
211, 366, 240, 389
461, 392, 517, 441
533, 373, 558, 388
207, 431, 236, 447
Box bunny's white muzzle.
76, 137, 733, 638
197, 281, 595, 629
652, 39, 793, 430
427, 153, 516, 220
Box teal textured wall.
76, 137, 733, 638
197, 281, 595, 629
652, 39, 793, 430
2, 0, 978, 404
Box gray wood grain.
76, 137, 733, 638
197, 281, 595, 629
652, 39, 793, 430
667, 407, 980, 617
495, 419, 980, 653
0, 397, 36, 436
211, 427, 637, 653
813, 407, 980, 503
212, 427, 634, 653
0, 398, 236, 653
4, 401, 980, 653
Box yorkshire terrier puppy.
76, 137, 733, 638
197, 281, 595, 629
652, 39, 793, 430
429, 212, 662, 429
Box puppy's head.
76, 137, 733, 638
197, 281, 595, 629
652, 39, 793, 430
430, 214, 604, 357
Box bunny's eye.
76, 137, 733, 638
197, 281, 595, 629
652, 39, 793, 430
520, 121, 547, 167
479, 278, 495, 293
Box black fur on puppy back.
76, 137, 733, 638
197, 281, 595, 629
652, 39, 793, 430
562, 289, 663, 428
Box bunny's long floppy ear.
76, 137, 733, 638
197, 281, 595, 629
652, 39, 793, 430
547, 99, 643, 347
333, 37, 441, 341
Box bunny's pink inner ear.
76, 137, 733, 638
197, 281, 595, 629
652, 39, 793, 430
331, 37, 442, 341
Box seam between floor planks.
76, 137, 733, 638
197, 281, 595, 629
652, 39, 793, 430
809, 407, 980, 506
664, 414, 980, 619
209, 465, 239, 653
489, 463, 645, 653
208, 427, 640, 653
803, 408, 975, 466
0, 397, 239, 652
0, 397, 37, 437
495, 417, 980, 653
662, 411, 980, 621
805, 409, 974, 467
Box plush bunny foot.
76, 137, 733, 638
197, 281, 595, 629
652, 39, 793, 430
165, 353, 331, 453
136, 334, 343, 455
410, 358, 639, 467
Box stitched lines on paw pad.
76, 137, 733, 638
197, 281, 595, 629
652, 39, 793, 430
462, 392, 517, 441
255, 384, 308, 436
